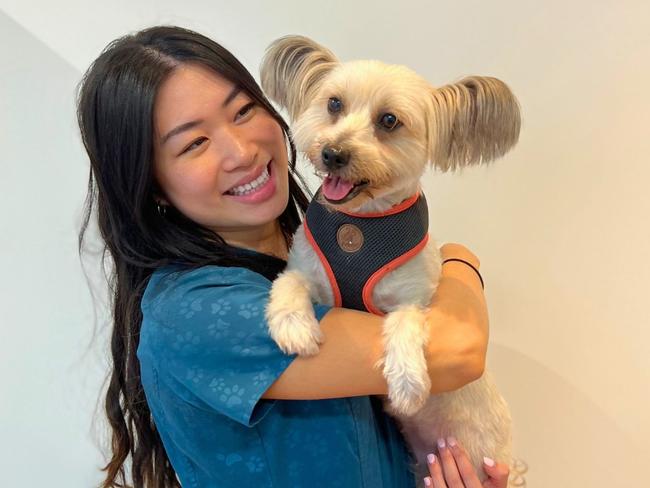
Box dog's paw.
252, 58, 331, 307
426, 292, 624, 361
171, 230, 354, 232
266, 308, 323, 356
265, 270, 323, 356
378, 305, 431, 416
383, 362, 431, 416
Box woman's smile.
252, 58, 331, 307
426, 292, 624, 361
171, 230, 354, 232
224, 159, 277, 203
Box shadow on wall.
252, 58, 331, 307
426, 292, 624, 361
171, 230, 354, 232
489, 343, 644, 488
1, 9, 106, 487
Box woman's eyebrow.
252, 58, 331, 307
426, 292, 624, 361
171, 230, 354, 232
222, 85, 242, 107
161, 120, 204, 145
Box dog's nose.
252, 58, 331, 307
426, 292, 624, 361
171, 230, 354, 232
321, 146, 349, 169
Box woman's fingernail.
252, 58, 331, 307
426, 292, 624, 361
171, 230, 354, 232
427, 453, 436, 464
483, 456, 495, 467
447, 436, 457, 447
424, 477, 432, 487
437, 437, 446, 449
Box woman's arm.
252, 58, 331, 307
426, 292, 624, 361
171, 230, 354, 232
262, 243, 488, 400
426, 242, 489, 393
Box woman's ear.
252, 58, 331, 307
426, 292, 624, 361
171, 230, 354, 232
427, 76, 521, 172
260, 35, 338, 121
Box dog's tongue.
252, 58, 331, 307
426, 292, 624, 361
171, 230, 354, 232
322, 175, 354, 201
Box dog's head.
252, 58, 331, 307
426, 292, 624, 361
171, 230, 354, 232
260, 36, 520, 211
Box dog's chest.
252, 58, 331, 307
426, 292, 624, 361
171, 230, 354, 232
303, 191, 432, 315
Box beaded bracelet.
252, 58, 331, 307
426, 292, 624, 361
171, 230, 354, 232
442, 258, 485, 290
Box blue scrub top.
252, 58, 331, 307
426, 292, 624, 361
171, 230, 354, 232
137, 262, 416, 487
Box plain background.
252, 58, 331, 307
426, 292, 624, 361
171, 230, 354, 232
1, 1, 648, 486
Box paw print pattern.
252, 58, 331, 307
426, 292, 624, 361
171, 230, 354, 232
186, 367, 204, 385
179, 298, 203, 319
219, 385, 245, 407
233, 343, 272, 358
211, 299, 231, 316
232, 344, 254, 357
159, 323, 175, 336
225, 268, 249, 282
139, 267, 417, 487
207, 318, 230, 339
245, 455, 265, 473
208, 378, 246, 407
251, 370, 272, 387
237, 302, 260, 319
208, 376, 227, 394
216, 452, 243, 467
209, 377, 246, 407
227, 329, 251, 347
172, 331, 200, 355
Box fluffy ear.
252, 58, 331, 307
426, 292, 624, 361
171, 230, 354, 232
260, 35, 338, 121
428, 76, 521, 172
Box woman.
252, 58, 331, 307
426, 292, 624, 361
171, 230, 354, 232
77, 25, 509, 488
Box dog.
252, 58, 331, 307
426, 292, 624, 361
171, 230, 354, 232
261, 35, 522, 485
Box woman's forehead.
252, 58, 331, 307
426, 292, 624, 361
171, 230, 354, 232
154, 64, 238, 139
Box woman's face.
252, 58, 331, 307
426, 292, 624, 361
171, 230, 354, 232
152, 63, 290, 242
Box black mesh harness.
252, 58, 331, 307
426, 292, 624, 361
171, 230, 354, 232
303, 189, 429, 316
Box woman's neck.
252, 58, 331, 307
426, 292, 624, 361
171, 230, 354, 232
218, 220, 288, 261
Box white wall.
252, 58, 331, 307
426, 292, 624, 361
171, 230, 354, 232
1, 1, 648, 486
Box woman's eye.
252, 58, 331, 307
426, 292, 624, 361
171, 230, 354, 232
235, 102, 256, 121
181, 137, 208, 155
378, 113, 401, 131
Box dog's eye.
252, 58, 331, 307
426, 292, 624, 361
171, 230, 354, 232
328, 97, 343, 114
378, 113, 401, 131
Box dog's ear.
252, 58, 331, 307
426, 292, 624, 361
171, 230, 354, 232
427, 76, 521, 172
260, 35, 338, 121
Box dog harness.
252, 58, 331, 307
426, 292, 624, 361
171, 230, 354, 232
303, 189, 429, 316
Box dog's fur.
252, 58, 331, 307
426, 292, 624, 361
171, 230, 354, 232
261, 35, 521, 485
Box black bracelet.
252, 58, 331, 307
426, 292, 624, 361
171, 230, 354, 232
442, 258, 485, 290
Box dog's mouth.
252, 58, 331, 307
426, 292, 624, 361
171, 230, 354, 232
321, 174, 370, 204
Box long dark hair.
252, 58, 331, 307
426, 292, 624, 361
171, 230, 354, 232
77, 25, 310, 487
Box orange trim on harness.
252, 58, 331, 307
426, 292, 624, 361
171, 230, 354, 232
362, 233, 430, 316
303, 221, 342, 308
337, 192, 421, 218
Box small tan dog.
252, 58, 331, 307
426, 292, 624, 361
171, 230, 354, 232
261, 36, 521, 485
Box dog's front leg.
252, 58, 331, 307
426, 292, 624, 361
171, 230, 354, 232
265, 269, 323, 356
378, 304, 431, 417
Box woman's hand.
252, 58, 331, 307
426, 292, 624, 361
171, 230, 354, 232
439, 242, 480, 269
423, 437, 509, 488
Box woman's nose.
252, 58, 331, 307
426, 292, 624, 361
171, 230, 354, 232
218, 127, 257, 171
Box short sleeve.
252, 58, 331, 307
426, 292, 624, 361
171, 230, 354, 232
142, 265, 331, 427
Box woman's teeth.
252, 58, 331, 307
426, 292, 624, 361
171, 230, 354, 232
227, 165, 270, 196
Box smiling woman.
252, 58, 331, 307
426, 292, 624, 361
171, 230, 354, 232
76, 26, 312, 487
152, 64, 290, 250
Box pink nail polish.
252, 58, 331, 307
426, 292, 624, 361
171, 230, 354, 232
437, 437, 446, 449
424, 477, 432, 487
427, 453, 436, 464
483, 456, 495, 467
447, 436, 457, 447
